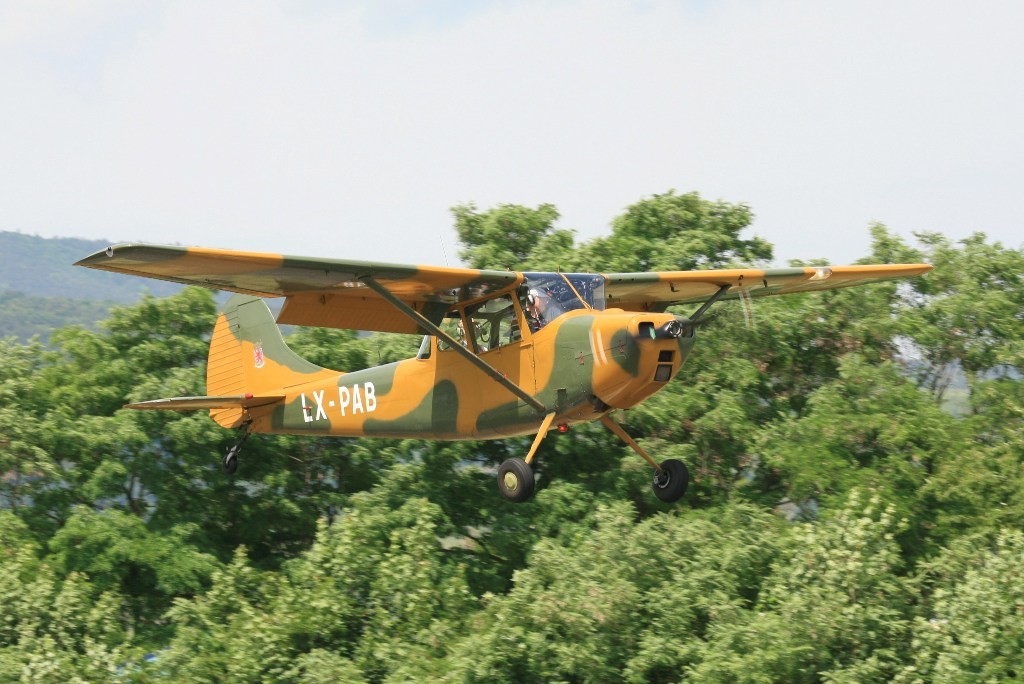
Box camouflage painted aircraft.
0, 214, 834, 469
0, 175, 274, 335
76, 244, 931, 503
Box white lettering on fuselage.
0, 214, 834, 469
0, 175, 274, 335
302, 384, 377, 423
338, 381, 376, 416
301, 390, 330, 423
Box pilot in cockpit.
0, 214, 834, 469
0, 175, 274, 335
525, 288, 550, 332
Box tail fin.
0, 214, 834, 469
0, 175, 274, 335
206, 294, 332, 428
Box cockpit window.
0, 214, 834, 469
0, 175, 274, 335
522, 273, 606, 330
466, 295, 520, 352
437, 311, 469, 352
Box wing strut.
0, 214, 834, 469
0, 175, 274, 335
689, 284, 731, 323
360, 276, 547, 414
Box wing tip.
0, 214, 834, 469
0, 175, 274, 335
74, 242, 159, 268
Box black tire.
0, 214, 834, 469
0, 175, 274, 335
222, 448, 239, 475
652, 459, 688, 503
498, 458, 535, 503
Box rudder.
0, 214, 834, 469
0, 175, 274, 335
207, 294, 331, 428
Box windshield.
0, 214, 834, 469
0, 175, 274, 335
521, 273, 606, 331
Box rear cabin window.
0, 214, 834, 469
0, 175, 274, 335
437, 312, 469, 352
465, 295, 520, 352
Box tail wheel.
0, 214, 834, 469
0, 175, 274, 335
652, 459, 689, 503
222, 446, 240, 475
498, 458, 535, 503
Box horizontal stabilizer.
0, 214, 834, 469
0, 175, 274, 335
124, 395, 285, 411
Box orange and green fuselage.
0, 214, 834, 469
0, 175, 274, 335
210, 288, 694, 440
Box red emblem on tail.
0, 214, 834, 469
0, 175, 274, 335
253, 342, 265, 369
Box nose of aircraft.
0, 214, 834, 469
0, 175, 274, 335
590, 312, 696, 409
635, 316, 695, 341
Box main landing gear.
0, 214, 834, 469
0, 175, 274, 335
496, 412, 690, 504
600, 414, 689, 503
651, 458, 689, 503
222, 422, 252, 475
498, 458, 535, 503
496, 413, 556, 503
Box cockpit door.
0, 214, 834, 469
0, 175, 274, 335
464, 293, 536, 386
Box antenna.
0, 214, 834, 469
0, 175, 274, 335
439, 232, 450, 267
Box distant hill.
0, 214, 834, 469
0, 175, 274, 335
0, 291, 117, 343
0, 231, 181, 302
0, 232, 183, 341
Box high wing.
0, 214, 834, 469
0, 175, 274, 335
75, 244, 519, 333
602, 264, 932, 312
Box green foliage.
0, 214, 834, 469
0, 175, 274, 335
453, 203, 566, 270
897, 530, 1024, 682
573, 190, 772, 272
443, 501, 782, 683
893, 230, 1024, 401
452, 191, 773, 275
759, 356, 956, 505
49, 507, 219, 617
0, 512, 129, 681
286, 326, 369, 371
160, 495, 472, 683
0, 195, 1021, 682
693, 491, 912, 683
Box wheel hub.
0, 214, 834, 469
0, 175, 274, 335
503, 472, 519, 491
653, 469, 670, 489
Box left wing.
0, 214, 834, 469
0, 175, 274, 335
603, 264, 932, 311
76, 244, 519, 333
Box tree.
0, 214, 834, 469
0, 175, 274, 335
160, 494, 472, 683
894, 231, 1023, 403
0, 511, 129, 681
897, 530, 1024, 682
452, 203, 568, 271
692, 491, 912, 683
441, 501, 781, 683
47, 507, 219, 631
757, 356, 958, 518
572, 190, 772, 272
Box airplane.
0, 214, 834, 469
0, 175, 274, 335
76, 244, 931, 503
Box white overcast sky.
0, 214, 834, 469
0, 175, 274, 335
1, 0, 1021, 267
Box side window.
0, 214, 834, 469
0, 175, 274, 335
416, 334, 432, 359
437, 312, 468, 351
466, 295, 520, 352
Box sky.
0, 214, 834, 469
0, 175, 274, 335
1, 0, 1021, 268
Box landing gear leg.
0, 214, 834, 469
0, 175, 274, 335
599, 414, 689, 503
222, 422, 252, 475
497, 412, 556, 503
